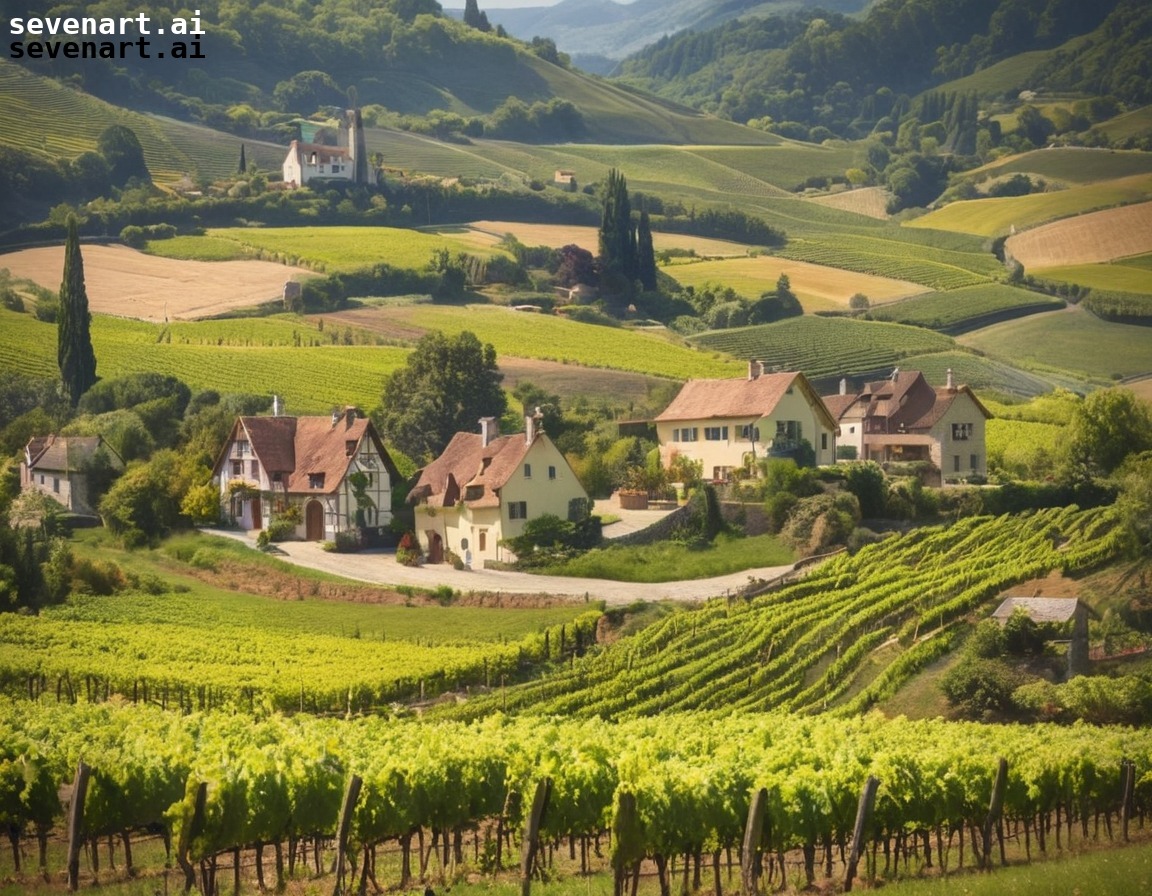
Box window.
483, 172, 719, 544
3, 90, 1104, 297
704, 426, 729, 441
465, 485, 484, 501
952, 422, 973, 441
954, 455, 961, 473
346, 440, 357, 457
821, 433, 828, 450
712, 466, 734, 481
308, 473, 325, 489
232, 460, 242, 476
673, 427, 699, 442
272, 472, 282, 484
548, 465, 557, 480
479, 530, 487, 551
971, 454, 979, 471
53, 477, 59, 493
250, 460, 259, 478
739, 425, 760, 442
524, 463, 532, 479
508, 501, 528, 520
236, 440, 249, 456
849, 426, 856, 434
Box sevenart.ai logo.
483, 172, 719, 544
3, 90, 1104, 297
8, 8, 207, 61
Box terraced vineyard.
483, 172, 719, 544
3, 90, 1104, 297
0, 61, 281, 181
892, 350, 1067, 397
778, 235, 999, 289
449, 506, 1125, 720
690, 316, 956, 380
867, 284, 1065, 333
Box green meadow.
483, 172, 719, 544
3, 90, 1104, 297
1034, 262, 1152, 294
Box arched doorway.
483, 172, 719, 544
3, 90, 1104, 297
426, 531, 444, 564
305, 500, 325, 541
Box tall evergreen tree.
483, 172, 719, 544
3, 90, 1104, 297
57, 218, 97, 407
238, 143, 247, 174
637, 209, 657, 291
598, 169, 637, 283
463, 0, 482, 28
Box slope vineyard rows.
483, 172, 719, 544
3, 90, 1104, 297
2, 705, 1150, 893
454, 506, 1124, 718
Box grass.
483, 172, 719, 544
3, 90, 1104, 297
907, 173, 1152, 237
143, 235, 254, 261
536, 533, 794, 583
206, 226, 502, 272
958, 306, 1152, 384
866, 283, 1065, 332
970, 147, 1152, 185
660, 254, 926, 311
1033, 262, 1152, 294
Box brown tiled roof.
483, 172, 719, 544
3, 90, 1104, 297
216, 413, 398, 496
822, 394, 861, 420
408, 431, 534, 509
824, 371, 991, 432
657, 372, 830, 423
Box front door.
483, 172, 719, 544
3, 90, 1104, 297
305, 500, 324, 541
250, 496, 262, 531
427, 531, 444, 564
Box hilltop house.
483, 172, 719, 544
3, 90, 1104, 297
407, 414, 589, 567
823, 368, 991, 481
654, 363, 839, 480
282, 108, 368, 188
21, 435, 124, 516
212, 402, 399, 542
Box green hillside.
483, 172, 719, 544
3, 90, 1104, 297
0, 61, 283, 183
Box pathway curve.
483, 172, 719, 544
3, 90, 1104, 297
208, 530, 794, 607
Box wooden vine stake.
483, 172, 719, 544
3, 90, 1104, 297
844, 776, 879, 893
980, 758, 1008, 871
740, 787, 768, 896
520, 778, 553, 896
1121, 759, 1136, 843
333, 774, 363, 896
66, 762, 91, 892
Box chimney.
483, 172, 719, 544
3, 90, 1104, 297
748, 359, 763, 380
479, 416, 498, 447
331, 408, 340, 427
839, 378, 848, 396
526, 407, 543, 445
891, 367, 900, 382
272, 395, 281, 417
946, 368, 955, 391
344, 406, 357, 428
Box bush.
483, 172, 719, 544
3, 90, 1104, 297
265, 518, 296, 542
71, 557, 127, 596
396, 531, 422, 566
941, 656, 1026, 719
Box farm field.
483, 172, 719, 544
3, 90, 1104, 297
0, 61, 283, 182
453, 220, 752, 257
804, 186, 891, 219
206, 226, 503, 272
907, 174, 1152, 237
0, 244, 312, 320
1005, 200, 1152, 269
0, 306, 407, 413
968, 147, 1152, 185
1093, 104, 1152, 142
866, 283, 1065, 333
1033, 262, 1152, 294
327, 303, 745, 380
659, 255, 928, 312
690, 315, 957, 381
958, 305, 1152, 383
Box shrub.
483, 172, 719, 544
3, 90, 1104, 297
396, 531, 422, 566
331, 530, 361, 553
265, 518, 296, 542
71, 557, 127, 596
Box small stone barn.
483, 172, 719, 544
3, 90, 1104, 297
992, 596, 1094, 677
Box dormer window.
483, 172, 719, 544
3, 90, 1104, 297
465, 485, 484, 501
346, 440, 357, 457
308, 473, 325, 489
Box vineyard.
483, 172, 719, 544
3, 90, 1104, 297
689, 316, 956, 381
448, 507, 1125, 720
777, 236, 997, 290
866, 284, 1065, 334
2, 703, 1151, 894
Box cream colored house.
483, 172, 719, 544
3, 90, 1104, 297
655, 363, 839, 479
407, 415, 589, 567
21, 434, 124, 516
212, 403, 399, 542
822, 369, 992, 479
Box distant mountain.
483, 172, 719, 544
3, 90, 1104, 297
477, 0, 869, 65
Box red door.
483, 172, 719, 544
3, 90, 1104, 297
305, 500, 324, 540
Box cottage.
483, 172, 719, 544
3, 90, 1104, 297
281, 108, 367, 188
407, 413, 589, 567
824, 368, 991, 480
212, 403, 399, 542
992, 596, 1094, 677
21, 435, 124, 516
654, 363, 839, 480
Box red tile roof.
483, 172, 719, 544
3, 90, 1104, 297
408, 431, 534, 509
656, 371, 839, 431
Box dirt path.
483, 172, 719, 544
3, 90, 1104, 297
0, 245, 313, 320
209, 529, 794, 606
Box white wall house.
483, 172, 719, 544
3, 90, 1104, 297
823, 369, 992, 479
655, 363, 839, 479
21, 435, 124, 516
408, 415, 589, 567
212, 404, 399, 541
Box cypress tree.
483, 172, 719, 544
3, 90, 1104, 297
464, 0, 482, 28
598, 168, 636, 281
58, 217, 97, 407
637, 209, 657, 291
238, 143, 247, 174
